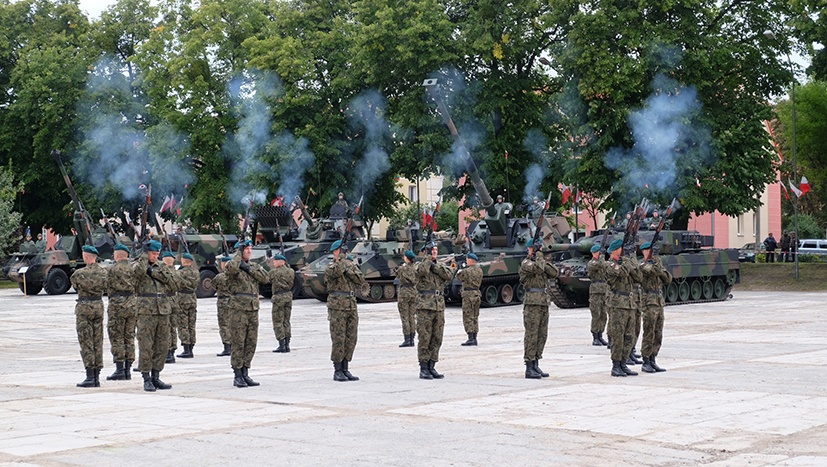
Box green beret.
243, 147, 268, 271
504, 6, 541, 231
114, 243, 130, 252
220, 256, 232, 262
608, 239, 623, 252
234, 239, 252, 249
527, 238, 542, 248
147, 240, 162, 252
346, 254, 354, 261
181, 253, 194, 261
590, 244, 601, 253
161, 251, 175, 258
640, 241, 652, 251
273, 254, 287, 261
404, 250, 416, 260
330, 239, 343, 252
82, 245, 99, 255
467, 252, 479, 261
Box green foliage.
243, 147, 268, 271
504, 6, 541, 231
435, 199, 460, 233
784, 213, 824, 239
0, 166, 24, 254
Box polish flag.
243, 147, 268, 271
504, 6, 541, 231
789, 179, 802, 198
560, 184, 572, 204
780, 182, 790, 200
799, 176, 810, 196
160, 195, 176, 212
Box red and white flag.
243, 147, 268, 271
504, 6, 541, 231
422, 208, 433, 230
789, 179, 802, 198
799, 176, 810, 196
160, 195, 176, 212
560, 184, 572, 204
780, 181, 790, 200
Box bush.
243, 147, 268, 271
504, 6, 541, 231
783, 213, 824, 239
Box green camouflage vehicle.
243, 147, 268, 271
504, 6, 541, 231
165, 232, 238, 298
547, 229, 741, 308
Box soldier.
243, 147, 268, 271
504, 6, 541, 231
587, 244, 609, 346
134, 240, 177, 392
527, 196, 543, 219
638, 241, 672, 373
175, 253, 200, 358
104, 244, 136, 381
330, 192, 350, 219
70, 245, 108, 387
518, 238, 559, 379
161, 251, 180, 364
213, 256, 233, 356
605, 238, 642, 377
457, 252, 482, 346
324, 240, 366, 381
268, 253, 295, 353
415, 241, 453, 380
20, 234, 36, 254
226, 239, 270, 387
35, 233, 47, 253
396, 249, 418, 348
626, 257, 644, 366
493, 194, 505, 212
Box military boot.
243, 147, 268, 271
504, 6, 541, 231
632, 347, 642, 359
177, 344, 193, 359
273, 339, 287, 353
619, 360, 638, 376
106, 362, 126, 381
285, 337, 291, 353
217, 344, 231, 357
641, 357, 656, 373
165, 349, 176, 364
592, 332, 602, 346
611, 360, 626, 377
123, 361, 132, 380
399, 335, 413, 348
628, 351, 643, 365
461, 333, 476, 346
142, 372, 156, 391
650, 356, 666, 372
597, 332, 609, 346
150, 370, 172, 389
241, 367, 260, 386
94, 369, 101, 387
333, 362, 348, 382
428, 360, 444, 379
525, 362, 542, 379
341, 360, 359, 381
533, 360, 549, 378
233, 368, 248, 388
77, 368, 96, 388
419, 361, 433, 380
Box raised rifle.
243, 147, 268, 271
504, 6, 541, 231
140, 184, 152, 246
100, 208, 118, 241
599, 212, 618, 255
52, 150, 95, 246
274, 217, 285, 255
621, 198, 649, 257
425, 196, 442, 242
217, 223, 230, 256
530, 191, 554, 255
342, 195, 364, 244
652, 198, 680, 255
179, 227, 191, 254
240, 194, 255, 241
154, 211, 173, 253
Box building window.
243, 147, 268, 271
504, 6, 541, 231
737, 215, 743, 236
408, 186, 417, 202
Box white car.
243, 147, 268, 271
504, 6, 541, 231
798, 239, 827, 255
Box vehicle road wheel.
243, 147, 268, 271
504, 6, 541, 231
483, 285, 499, 306
665, 282, 678, 303
370, 284, 383, 300
499, 284, 514, 304
702, 280, 714, 300
515, 284, 525, 303
383, 284, 396, 300
689, 279, 702, 301
44, 269, 71, 295
678, 281, 690, 302
19, 281, 43, 295
713, 278, 725, 299
196, 270, 217, 298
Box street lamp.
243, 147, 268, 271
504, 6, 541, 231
764, 29, 799, 279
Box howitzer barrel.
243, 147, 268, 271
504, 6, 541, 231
547, 240, 595, 254
294, 196, 316, 230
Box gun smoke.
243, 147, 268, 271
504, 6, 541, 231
346, 89, 393, 198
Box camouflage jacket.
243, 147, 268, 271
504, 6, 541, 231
106, 260, 135, 296
587, 257, 610, 295
213, 273, 230, 298
396, 261, 418, 300
131, 255, 176, 316
519, 252, 559, 306
226, 253, 269, 312
71, 262, 107, 298
324, 257, 365, 311
175, 265, 200, 307
457, 264, 483, 296
268, 265, 295, 305
415, 257, 452, 311
639, 256, 672, 307
605, 256, 642, 309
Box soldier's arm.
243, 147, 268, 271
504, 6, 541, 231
415, 259, 432, 280
654, 258, 672, 285
345, 262, 366, 286
151, 263, 177, 286
225, 259, 242, 278
250, 264, 270, 284
326, 258, 346, 281
544, 261, 559, 279
435, 263, 453, 281
456, 267, 467, 282
625, 260, 642, 282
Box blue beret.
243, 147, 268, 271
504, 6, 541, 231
526, 238, 534, 248
273, 254, 287, 261
147, 240, 162, 252
346, 254, 354, 261
590, 244, 601, 253
467, 252, 479, 261
330, 239, 343, 252
114, 243, 130, 252
640, 241, 652, 251
82, 245, 99, 255
234, 239, 252, 249
182, 253, 194, 261
404, 250, 416, 260
220, 256, 232, 262
609, 239, 623, 252
161, 251, 175, 258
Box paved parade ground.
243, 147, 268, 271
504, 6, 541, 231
1, 288, 826, 466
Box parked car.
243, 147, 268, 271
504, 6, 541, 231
797, 239, 827, 255
737, 242, 766, 263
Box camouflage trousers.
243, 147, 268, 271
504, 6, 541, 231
397, 292, 417, 336
608, 307, 634, 362
137, 314, 170, 372
271, 298, 292, 340
168, 305, 180, 351
328, 307, 358, 362
177, 296, 197, 345
641, 304, 665, 358
217, 298, 231, 344
107, 297, 136, 363
589, 292, 608, 334
230, 310, 259, 369
523, 304, 549, 363
623, 307, 642, 357
417, 309, 444, 362
462, 291, 481, 334
76, 303, 104, 370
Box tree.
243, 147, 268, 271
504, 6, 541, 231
0, 166, 23, 254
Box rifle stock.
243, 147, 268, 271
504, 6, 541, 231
531, 191, 554, 248
599, 212, 617, 255
217, 223, 229, 256
652, 198, 679, 254
101, 209, 118, 240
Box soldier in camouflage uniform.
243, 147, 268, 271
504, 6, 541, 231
605, 238, 642, 377
268, 253, 295, 353
175, 253, 200, 359
457, 252, 483, 346
70, 245, 108, 388
587, 244, 609, 346
395, 250, 418, 348
134, 240, 177, 392
226, 239, 270, 388
161, 251, 179, 364
518, 238, 559, 379
638, 241, 672, 373
415, 241, 453, 380
104, 244, 136, 381
324, 240, 366, 382
213, 256, 232, 356
626, 255, 644, 366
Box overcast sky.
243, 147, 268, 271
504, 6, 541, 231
78, 0, 116, 18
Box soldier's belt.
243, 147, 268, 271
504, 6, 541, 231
77, 296, 102, 302
463, 287, 479, 292
418, 290, 443, 296
590, 280, 606, 285
642, 289, 663, 295
613, 291, 632, 297
399, 284, 415, 288
232, 293, 258, 297
329, 291, 355, 296
178, 289, 195, 294
109, 293, 132, 298
217, 296, 230, 300
273, 289, 292, 295
526, 288, 547, 293
139, 293, 168, 298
